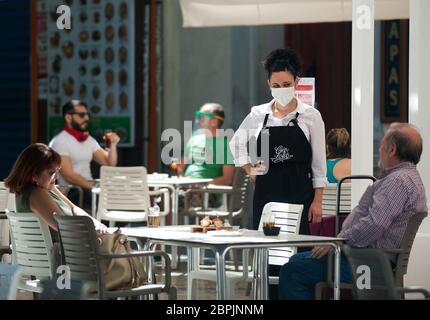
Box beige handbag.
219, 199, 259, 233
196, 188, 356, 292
98, 229, 147, 290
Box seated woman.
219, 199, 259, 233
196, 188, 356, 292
5, 143, 107, 234
326, 128, 351, 183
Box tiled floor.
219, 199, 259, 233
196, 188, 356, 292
157, 256, 253, 300
16, 254, 253, 300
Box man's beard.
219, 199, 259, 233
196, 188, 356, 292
71, 120, 88, 132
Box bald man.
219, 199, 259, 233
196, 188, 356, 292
279, 122, 428, 300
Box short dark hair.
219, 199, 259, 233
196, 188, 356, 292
385, 123, 423, 165
5, 143, 61, 195
62, 100, 88, 118
263, 48, 301, 80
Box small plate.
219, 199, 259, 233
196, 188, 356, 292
206, 230, 242, 237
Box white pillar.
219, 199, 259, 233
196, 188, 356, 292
351, 0, 375, 206
404, 0, 430, 292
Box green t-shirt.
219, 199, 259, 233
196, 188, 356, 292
184, 134, 234, 179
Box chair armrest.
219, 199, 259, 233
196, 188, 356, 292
397, 286, 430, 299
203, 184, 233, 194
382, 248, 405, 254
98, 250, 173, 289
98, 250, 170, 260
148, 189, 169, 197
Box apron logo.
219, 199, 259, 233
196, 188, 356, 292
271, 146, 294, 163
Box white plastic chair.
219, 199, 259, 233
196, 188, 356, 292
321, 183, 351, 217
6, 211, 56, 294
187, 202, 303, 299
258, 202, 303, 285
97, 166, 151, 227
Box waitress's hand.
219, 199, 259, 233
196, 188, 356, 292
244, 162, 267, 183
308, 201, 322, 223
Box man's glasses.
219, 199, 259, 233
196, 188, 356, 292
69, 112, 90, 118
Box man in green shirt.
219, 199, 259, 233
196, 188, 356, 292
179, 103, 234, 186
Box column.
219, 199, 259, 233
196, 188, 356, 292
351, 0, 375, 206
405, 0, 430, 292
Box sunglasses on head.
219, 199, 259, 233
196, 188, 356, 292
69, 112, 90, 118
195, 111, 224, 121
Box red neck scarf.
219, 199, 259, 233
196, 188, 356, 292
64, 126, 89, 142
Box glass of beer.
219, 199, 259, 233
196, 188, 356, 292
103, 129, 113, 149
147, 205, 160, 228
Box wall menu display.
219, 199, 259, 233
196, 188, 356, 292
381, 20, 408, 123
47, 0, 135, 146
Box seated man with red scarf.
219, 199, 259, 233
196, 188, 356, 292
49, 100, 120, 211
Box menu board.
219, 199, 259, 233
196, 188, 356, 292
47, 0, 135, 146
295, 77, 315, 108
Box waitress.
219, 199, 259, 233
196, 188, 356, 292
230, 48, 327, 235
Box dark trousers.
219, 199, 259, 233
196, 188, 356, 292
278, 251, 352, 300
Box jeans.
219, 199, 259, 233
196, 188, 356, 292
278, 251, 352, 300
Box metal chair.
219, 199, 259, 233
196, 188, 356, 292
6, 211, 56, 294
54, 215, 177, 300
343, 245, 430, 300
182, 168, 250, 226
96, 166, 151, 227
315, 211, 428, 299
0, 263, 24, 300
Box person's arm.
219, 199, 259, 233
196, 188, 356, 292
93, 133, 120, 166
176, 156, 187, 177
51, 185, 108, 234
229, 112, 257, 169
308, 111, 327, 223
29, 188, 65, 231
338, 178, 408, 247
211, 165, 234, 185
60, 156, 93, 189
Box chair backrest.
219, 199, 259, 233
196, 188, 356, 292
228, 168, 250, 217
0, 263, 24, 300
258, 202, 303, 266
0, 182, 9, 213
394, 211, 428, 286
6, 211, 55, 280
322, 183, 351, 217
54, 215, 103, 296
98, 166, 151, 217
342, 245, 401, 300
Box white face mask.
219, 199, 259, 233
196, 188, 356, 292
271, 87, 295, 107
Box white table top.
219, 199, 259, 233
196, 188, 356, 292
118, 225, 343, 246
92, 176, 212, 193
147, 176, 213, 186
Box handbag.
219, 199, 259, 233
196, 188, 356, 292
98, 229, 147, 290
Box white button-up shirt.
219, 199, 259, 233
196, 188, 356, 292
229, 99, 327, 188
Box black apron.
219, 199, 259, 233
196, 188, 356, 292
253, 112, 314, 235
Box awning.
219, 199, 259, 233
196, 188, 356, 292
179, 0, 409, 27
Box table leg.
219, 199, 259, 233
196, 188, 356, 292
260, 248, 269, 300
170, 187, 179, 269
333, 244, 341, 300
91, 190, 96, 217
215, 249, 226, 300
252, 249, 260, 300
